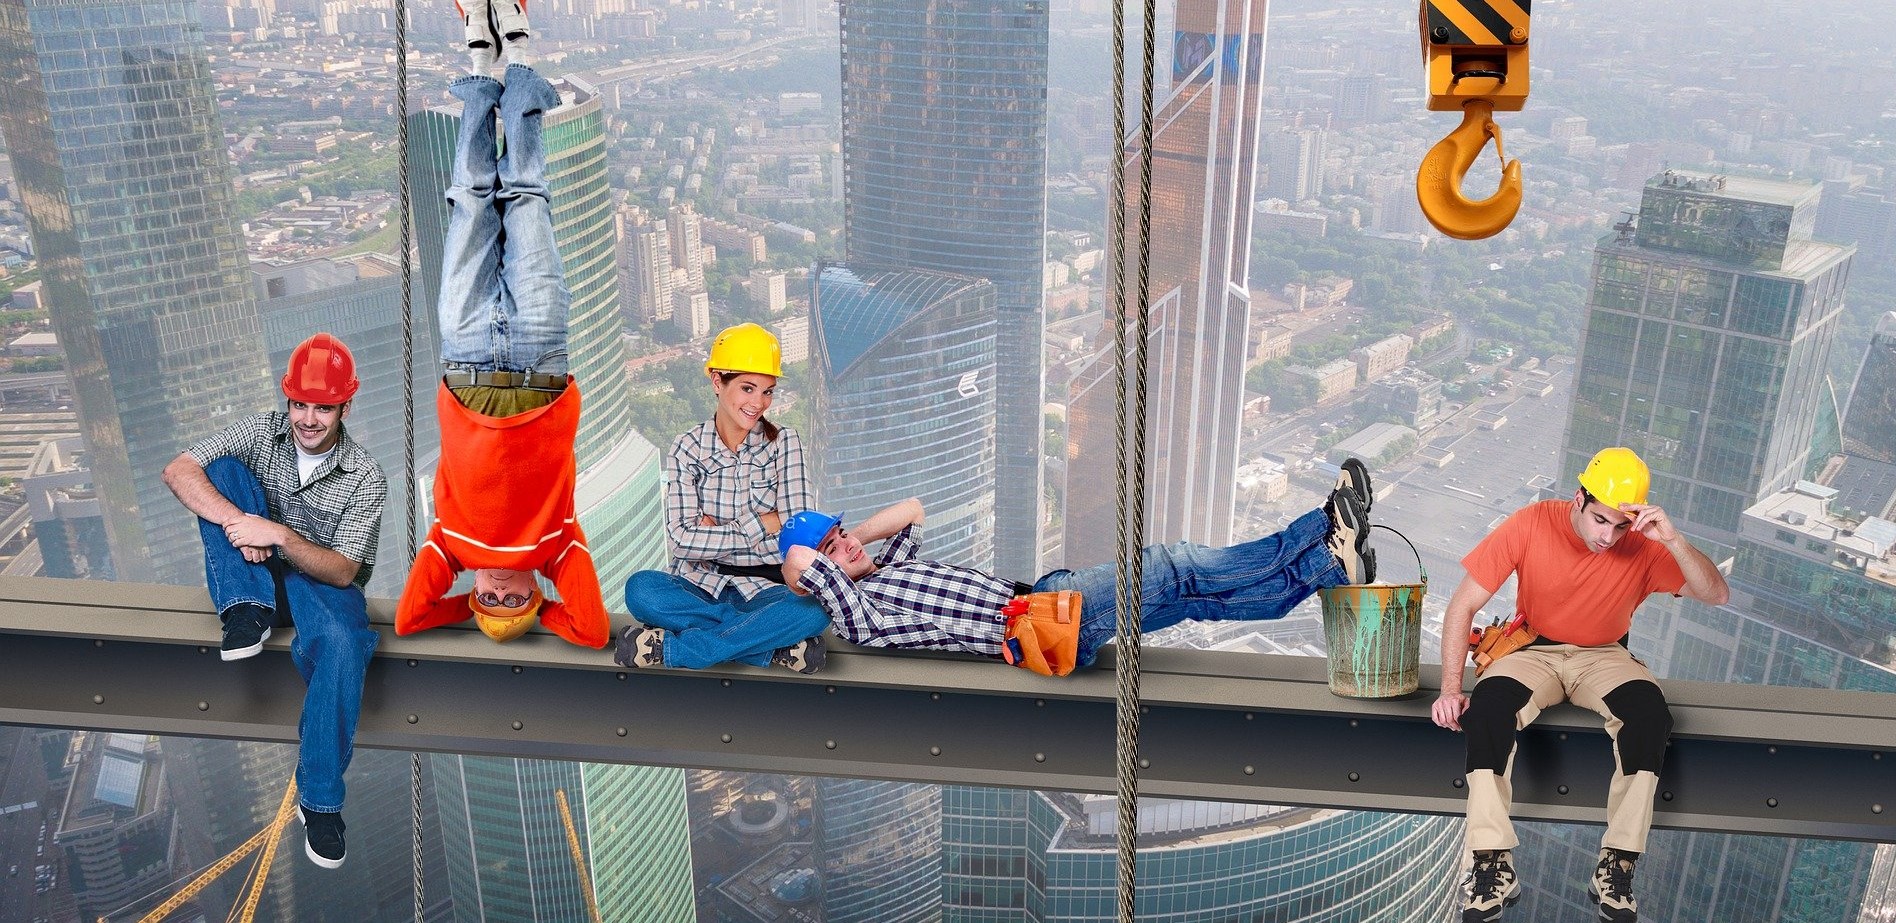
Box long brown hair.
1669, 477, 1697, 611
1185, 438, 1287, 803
713, 371, 780, 442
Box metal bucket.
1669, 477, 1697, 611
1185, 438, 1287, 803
1318, 525, 1427, 698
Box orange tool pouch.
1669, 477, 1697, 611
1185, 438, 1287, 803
1470, 614, 1536, 675
1000, 591, 1083, 677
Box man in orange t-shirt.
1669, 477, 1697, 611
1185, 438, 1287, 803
1431, 447, 1728, 923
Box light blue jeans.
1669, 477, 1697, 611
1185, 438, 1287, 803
1035, 506, 1347, 668
624, 571, 833, 669
439, 66, 569, 377
196, 458, 378, 814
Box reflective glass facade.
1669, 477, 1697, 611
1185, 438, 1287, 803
817, 778, 943, 923
1842, 312, 1896, 465
1062, 0, 1268, 567
1562, 170, 1855, 553
0, 0, 275, 584
839, 0, 1048, 577
811, 262, 998, 569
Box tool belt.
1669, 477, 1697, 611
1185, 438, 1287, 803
444, 370, 567, 392
1000, 590, 1082, 677
1470, 615, 1537, 675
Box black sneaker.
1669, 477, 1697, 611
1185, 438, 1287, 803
1463, 849, 1521, 923
1336, 457, 1373, 512
1588, 847, 1639, 922
771, 634, 826, 674
301, 808, 345, 869
1325, 488, 1375, 584
220, 603, 273, 661
615, 627, 665, 668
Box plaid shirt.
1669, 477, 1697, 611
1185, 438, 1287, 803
795, 525, 1011, 657
186, 411, 387, 588
663, 420, 814, 600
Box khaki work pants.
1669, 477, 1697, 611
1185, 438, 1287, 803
1464, 643, 1663, 854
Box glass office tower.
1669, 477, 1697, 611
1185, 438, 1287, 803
0, 0, 275, 584
1560, 170, 1855, 555
839, 0, 1049, 578
410, 76, 666, 583
811, 262, 999, 569
1062, 0, 1270, 567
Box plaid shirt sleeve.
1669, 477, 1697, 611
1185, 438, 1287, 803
326, 464, 386, 567
877, 524, 921, 566
795, 556, 887, 645
662, 429, 768, 562
773, 427, 815, 516
184, 413, 271, 468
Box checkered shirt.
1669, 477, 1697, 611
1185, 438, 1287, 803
186, 411, 387, 587
663, 420, 814, 600
795, 525, 1011, 657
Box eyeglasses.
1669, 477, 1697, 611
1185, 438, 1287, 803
477, 592, 533, 609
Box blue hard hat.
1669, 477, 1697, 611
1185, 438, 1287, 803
778, 511, 843, 557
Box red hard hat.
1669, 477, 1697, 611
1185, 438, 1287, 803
281, 333, 359, 404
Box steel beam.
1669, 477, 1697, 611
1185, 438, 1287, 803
2, 576, 1892, 841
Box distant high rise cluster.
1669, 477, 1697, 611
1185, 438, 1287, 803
620, 203, 716, 340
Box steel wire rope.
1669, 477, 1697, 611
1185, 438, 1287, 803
391, 2, 424, 919
1107, 0, 1159, 917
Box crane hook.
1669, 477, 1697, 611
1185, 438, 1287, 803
1416, 98, 1522, 240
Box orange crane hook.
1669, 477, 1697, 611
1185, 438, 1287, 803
1416, 98, 1521, 241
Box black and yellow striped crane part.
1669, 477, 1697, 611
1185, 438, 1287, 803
1420, 0, 1530, 112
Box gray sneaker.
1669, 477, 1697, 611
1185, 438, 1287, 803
615, 627, 665, 669
1325, 488, 1375, 584
772, 634, 826, 674
1588, 848, 1639, 922
1336, 457, 1373, 512
1463, 849, 1521, 923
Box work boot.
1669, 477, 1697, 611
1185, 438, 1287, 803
1589, 847, 1639, 922
219, 603, 273, 661
1325, 487, 1375, 584
1335, 456, 1373, 512
301, 808, 346, 869
1462, 849, 1521, 923
771, 634, 826, 674
615, 626, 665, 668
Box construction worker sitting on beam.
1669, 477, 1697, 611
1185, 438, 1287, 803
753, 460, 1377, 676
395, 14, 609, 650
1433, 446, 1730, 923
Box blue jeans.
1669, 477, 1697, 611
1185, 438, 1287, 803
438, 66, 569, 377
624, 571, 832, 669
1035, 506, 1346, 668
198, 458, 378, 814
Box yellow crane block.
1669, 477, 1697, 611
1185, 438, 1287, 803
1420, 0, 1530, 111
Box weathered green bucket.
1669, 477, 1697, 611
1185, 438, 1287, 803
1318, 525, 1427, 699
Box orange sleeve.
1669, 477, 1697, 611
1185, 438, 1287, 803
1461, 505, 1529, 593
396, 530, 472, 635
539, 527, 610, 649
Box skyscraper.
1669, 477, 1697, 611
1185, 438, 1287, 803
1842, 312, 1896, 465
942, 788, 1461, 922
0, 0, 275, 584
811, 262, 998, 569
411, 75, 667, 584
583, 763, 696, 922
838, 0, 1049, 577
1062, 0, 1270, 567
1560, 170, 1854, 554
817, 778, 943, 923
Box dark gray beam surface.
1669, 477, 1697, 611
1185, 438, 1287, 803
2, 576, 1891, 841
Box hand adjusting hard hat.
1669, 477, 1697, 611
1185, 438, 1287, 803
706, 323, 783, 378
1577, 446, 1650, 508
282, 333, 360, 404
778, 511, 842, 557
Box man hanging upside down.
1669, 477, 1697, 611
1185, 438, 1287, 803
396, 13, 608, 649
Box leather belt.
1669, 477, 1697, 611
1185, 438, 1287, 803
444, 370, 566, 391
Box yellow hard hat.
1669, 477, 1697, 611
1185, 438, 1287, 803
705, 323, 783, 378
1577, 446, 1650, 509
469, 589, 544, 643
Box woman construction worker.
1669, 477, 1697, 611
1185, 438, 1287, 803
617, 323, 833, 673
395, 17, 609, 649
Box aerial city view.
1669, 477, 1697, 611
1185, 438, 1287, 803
0, 0, 1891, 918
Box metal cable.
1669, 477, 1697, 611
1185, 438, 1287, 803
1108, 0, 1159, 917
392, 3, 423, 919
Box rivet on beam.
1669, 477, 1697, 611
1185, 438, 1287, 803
1557, 785, 1569, 795
407, 659, 418, 667
92, 694, 104, 704
825, 740, 837, 750
95, 639, 103, 648
1034, 753, 1046, 763
1139, 758, 1150, 769
616, 673, 627, 681
826, 686, 837, 694
407, 715, 419, 724
616, 727, 627, 737
198, 646, 209, 655
1767, 798, 1779, 808
1036, 699, 1045, 707
930, 746, 941, 756
1662, 791, 1673, 801
512, 720, 523, 730
930, 692, 941, 701
197, 701, 209, 712
512, 665, 523, 674
721, 734, 732, 743
1243, 765, 1255, 776
721, 679, 732, 688
1874, 804, 1884, 815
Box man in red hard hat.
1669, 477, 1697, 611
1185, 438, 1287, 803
163, 332, 387, 871
1432, 447, 1729, 923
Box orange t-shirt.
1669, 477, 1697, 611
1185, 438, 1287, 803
1461, 499, 1685, 646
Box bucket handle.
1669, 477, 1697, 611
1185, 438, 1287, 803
1370, 524, 1427, 588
